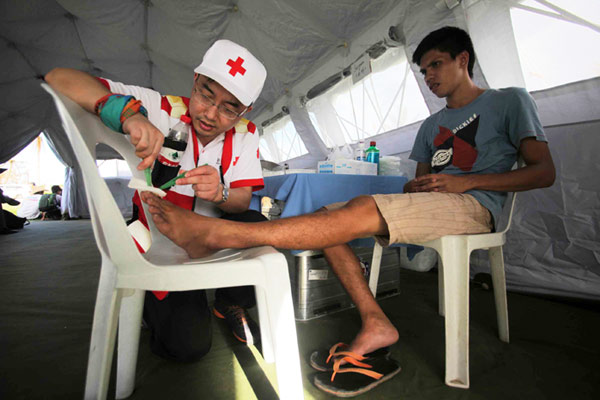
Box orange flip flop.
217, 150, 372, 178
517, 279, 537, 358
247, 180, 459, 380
313, 351, 401, 397
309, 342, 391, 372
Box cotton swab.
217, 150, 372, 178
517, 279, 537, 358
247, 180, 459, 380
159, 172, 187, 190
144, 168, 152, 186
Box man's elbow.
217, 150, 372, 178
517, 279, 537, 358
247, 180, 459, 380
44, 68, 62, 85
44, 67, 79, 87
539, 164, 556, 188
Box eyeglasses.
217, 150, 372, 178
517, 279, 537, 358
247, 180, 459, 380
192, 87, 247, 120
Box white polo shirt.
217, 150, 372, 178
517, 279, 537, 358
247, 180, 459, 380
98, 78, 264, 219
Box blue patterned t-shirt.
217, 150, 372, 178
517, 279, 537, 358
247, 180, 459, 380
410, 87, 547, 225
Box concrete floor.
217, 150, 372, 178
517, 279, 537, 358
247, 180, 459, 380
1, 219, 599, 399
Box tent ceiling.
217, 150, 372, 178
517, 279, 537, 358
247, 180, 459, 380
0, 0, 400, 151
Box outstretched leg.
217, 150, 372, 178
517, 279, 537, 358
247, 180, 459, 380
141, 192, 388, 258
142, 192, 398, 357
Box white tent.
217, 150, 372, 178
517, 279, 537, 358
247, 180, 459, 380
1, 0, 599, 300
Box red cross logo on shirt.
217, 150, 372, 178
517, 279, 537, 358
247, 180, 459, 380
227, 57, 246, 77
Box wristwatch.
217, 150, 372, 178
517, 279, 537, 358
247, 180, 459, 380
217, 184, 229, 204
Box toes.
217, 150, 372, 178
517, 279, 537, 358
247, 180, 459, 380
141, 192, 157, 204
151, 213, 165, 224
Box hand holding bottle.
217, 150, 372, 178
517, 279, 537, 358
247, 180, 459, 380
122, 114, 165, 170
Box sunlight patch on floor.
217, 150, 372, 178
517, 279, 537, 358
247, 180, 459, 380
232, 351, 258, 400
247, 344, 317, 400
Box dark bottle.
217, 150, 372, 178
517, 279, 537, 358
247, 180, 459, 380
151, 115, 190, 188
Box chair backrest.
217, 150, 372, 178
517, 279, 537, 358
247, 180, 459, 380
495, 191, 517, 235
42, 83, 152, 269
494, 157, 524, 235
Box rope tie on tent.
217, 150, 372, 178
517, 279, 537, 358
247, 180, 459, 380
94, 94, 148, 133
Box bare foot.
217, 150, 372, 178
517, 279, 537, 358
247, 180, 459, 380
348, 313, 399, 357
140, 192, 222, 258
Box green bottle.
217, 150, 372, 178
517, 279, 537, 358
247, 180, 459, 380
365, 141, 380, 174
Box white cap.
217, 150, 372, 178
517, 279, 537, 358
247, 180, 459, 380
194, 40, 267, 106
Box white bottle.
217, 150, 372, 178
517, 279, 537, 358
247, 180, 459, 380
355, 139, 366, 161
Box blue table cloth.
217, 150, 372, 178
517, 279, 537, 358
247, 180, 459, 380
251, 173, 408, 217
251, 173, 410, 250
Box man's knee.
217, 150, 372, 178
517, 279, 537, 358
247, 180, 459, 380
144, 290, 213, 362
148, 315, 213, 362
345, 195, 388, 236
346, 195, 377, 209
319, 195, 375, 213
162, 333, 212, 362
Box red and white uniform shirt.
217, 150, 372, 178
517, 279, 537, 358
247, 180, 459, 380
98, 78, 264, 220
99, 78, 263, 300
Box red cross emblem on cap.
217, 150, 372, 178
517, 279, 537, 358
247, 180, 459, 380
227, 57, 246, 77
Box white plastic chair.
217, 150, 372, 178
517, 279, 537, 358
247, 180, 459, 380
369, 190, 518, 389
42, 84, 303, 400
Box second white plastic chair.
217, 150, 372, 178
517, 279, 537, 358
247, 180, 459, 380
368, 191, 518, 389
42, 83, 303, 400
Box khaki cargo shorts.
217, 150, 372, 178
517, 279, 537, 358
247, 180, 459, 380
325, 192, 492, 246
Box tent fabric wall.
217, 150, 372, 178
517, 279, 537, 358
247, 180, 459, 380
500, 119, 600, 299
288, 104, 329, 163
502, 78, 600, 300
0, 0, 598, 300
0, 0, 404, 215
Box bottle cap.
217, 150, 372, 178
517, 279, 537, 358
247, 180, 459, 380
370, 141, 376, 146
180, 115, 192, 124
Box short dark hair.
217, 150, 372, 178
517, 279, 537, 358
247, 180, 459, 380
412, 26, 476, 78
51, 185, 61, 194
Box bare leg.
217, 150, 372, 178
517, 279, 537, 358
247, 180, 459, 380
141, 192, 388, 258
323, 243, 399, 356
142, 192, 398, 355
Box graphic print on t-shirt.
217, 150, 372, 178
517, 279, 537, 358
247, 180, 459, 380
431, 114, 480, 172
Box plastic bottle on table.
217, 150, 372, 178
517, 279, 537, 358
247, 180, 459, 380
355, 139, 366, 161
151, 115, 190, 188
365, 140, 380, 174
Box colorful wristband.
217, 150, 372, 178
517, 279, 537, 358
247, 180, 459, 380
94, 94, 147, 133
120, 99, 147, 124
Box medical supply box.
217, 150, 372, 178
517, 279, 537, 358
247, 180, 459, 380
283, 246, 401, 321
317, 159, 377, 175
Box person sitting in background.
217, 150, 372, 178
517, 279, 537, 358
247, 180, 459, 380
17, 185, 45, 220
38, 185, 62, 220
1, 169, 27, 234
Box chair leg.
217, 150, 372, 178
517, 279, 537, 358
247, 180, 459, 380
116, 289, 145, 399
439, 238, 470, 389
488, 246, 509, 343
369, 242, 383, 297
261, 253, 303, 400
255, 286, 274, 363
437, 254, 444, 316
85, 260, 122, 400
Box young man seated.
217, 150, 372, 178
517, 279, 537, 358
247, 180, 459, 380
141, 27, 555, 396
